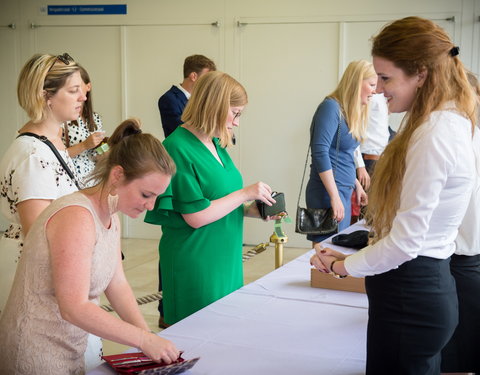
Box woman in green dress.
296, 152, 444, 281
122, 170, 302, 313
145, 71, 277, 325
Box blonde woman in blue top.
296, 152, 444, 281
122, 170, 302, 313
306, 60, 375, 244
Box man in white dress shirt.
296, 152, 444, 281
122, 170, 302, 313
360, 93, 390, 174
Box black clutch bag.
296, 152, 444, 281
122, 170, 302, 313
331, 230, 370, 249
256, 192, 286, 219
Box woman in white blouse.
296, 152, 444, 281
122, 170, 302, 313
0, 53, 84, 315
311, 17, 478, 374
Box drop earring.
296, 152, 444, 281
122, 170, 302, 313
108, 191, 119, 215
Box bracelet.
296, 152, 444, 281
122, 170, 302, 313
330, 260, 347, 279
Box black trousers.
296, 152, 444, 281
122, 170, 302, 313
365, 256, 458, 375
441, 254, 480, 372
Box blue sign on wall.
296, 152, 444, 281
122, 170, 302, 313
48, 5, 127, 15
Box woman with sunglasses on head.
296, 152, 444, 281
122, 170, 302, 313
145, 71, 278, 326
0, 119, 180, 375
305, 59, 374, 245
0, 53, 84, 315
311, 17, 477, 374
62, 64, 106, 188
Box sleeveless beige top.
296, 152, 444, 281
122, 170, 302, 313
0, 192, 119, 375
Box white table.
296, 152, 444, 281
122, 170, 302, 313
88, 223, 369, 375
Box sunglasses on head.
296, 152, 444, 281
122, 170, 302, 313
48, 53, 74, 72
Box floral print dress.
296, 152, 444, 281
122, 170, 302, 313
63, 113, 103, 188
0, 135, 78, 314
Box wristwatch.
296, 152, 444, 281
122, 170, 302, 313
330, 260, 347, 279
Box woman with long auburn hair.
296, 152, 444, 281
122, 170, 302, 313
311, 16, 477, 374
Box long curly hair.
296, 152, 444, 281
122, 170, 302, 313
366, 16, 477, 241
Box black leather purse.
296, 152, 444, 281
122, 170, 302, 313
295, 206, 337, 235
295, 109, 341, 236
256, 192, 286, 220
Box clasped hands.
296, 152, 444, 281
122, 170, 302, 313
310, 243, 348, 276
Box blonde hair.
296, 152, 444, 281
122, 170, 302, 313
329, 60, 376, 141
88, 118, 176, 187
17, 54, 80, 123
367, 16, 478, 241
181, 71, 248, 148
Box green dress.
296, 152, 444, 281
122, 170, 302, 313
145, 127, 244, 324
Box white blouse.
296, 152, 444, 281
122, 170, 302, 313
360, 93, 390, 156
345, 108, 475, 277
0, 136, 78, 242
454, 127, 480, 256
0, 135, 78, 313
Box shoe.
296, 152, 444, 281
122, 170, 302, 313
158, 316, 171, 329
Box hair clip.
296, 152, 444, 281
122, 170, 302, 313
449, 46, 460, 57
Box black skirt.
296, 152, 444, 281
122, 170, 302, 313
441, 254, 480, 372
365, 256, 458, 375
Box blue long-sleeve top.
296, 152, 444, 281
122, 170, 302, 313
309, 98, 359, 188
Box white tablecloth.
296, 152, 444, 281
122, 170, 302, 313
88, 223, 369, 375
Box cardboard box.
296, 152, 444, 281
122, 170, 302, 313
310, 268, 366, 293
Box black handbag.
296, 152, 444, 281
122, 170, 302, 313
256, 192, 286, 220
295, 206, 337, 235
331, 230, 370, 249
295, 109, 341, 236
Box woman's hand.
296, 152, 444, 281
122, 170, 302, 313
355, 180, 368, 206
310, 246, 348, 274
242, 182, 276, 205
140, 331, 180, 364
314, 244, 347, 260
330, 195, 344, 222
83, 131, 105, 150
356, 167, 370, 190
310, 253, 330, 273
244, 201, 286, 221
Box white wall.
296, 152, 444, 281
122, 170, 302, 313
1, 0, 479, 247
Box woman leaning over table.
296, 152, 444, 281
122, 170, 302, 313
311, 17, 478, 375
145, 71, 278, 325
0, 119, 179, 375
305, 60, 374, 245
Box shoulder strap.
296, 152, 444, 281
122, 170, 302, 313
297, 110, 342, 208
17, 132, 81, 190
